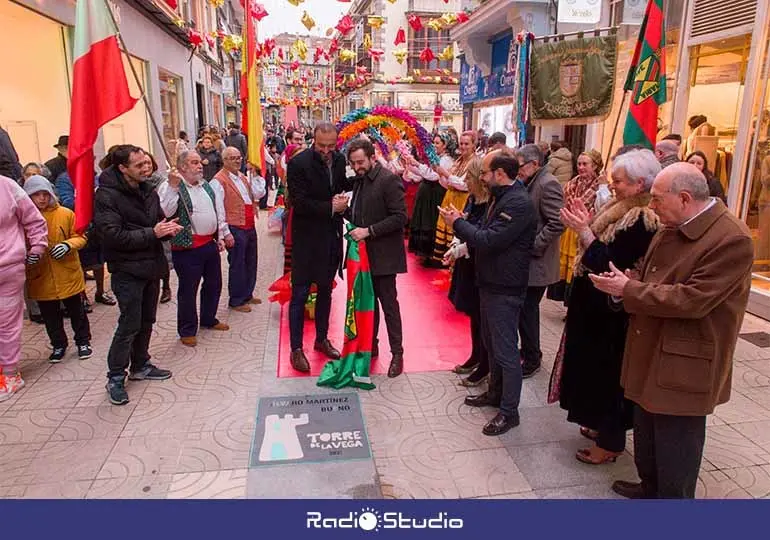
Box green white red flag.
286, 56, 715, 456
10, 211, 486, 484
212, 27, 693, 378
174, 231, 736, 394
622, 0, 666, 149
317, 225, 376, 391
69, 0, 137, 233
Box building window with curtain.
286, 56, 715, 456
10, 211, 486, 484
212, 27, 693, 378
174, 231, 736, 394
408, 26, 453, 73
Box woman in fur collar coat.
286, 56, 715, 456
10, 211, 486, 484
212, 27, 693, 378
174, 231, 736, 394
551, 149, 662, 465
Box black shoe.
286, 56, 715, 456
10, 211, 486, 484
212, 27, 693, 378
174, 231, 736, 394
388, 353, 404, 378
160, 288, 172, 304
611, 480, 651, 499
482, 412, 520, 436
522, 363, 541, 379
314, 339, 341, 359
29, 314, 44, 324
464, 392, 501, 408
106, 376, 129, 406
49, 347, 67, 364
94, 292, 117, 306
128, 363, 172, 381
452, 362, 477, 375
290, 349, 310, 372
77, 344, 93, 360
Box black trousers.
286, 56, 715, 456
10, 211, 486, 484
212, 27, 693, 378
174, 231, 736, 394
480, 289, 524, 418
38, 293, 91, 349
519, 285, 546, 368
372, 274, 403, 355
289, 280, 333, 351
633, 404, 706, 499
469, 306, 489, 377
107, 272, 160, 379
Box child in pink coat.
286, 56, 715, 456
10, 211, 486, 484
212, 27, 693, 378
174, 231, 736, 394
0, 175, 48, 401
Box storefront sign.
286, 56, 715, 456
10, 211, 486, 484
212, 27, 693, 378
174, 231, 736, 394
441, 93, 461, 112
222, 78, 234, 95
250, 392, 370, 466
622, 0, 646, 25
529, 35, 617, 124
459, 33, 517, 105
557, 0, 602, 24
397, 92, 438, 111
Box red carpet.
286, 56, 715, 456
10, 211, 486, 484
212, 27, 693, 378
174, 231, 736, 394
276, 248, 471, 377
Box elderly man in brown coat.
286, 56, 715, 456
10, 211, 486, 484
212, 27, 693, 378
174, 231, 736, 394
590, 162, 753, 499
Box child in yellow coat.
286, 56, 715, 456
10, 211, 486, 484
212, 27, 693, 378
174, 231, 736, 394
24, 175, 92, 363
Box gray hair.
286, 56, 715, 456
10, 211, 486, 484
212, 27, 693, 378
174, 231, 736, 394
665, 162, 711, 201
611, 148, 661, 191
222, 146, 241, 159
517, 143, 543, 166
655, 140, 679, 156
176, 149, 198, 170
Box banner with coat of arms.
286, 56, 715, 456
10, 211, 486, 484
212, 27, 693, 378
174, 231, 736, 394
528, 35, 618, 125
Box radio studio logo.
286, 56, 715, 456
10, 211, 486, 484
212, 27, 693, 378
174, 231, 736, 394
306, 507, 464, 531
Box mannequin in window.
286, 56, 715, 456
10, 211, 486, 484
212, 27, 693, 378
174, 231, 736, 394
686, 115, 716, 156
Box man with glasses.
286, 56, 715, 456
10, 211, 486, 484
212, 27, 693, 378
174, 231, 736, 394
515, 144, 564, 378
440, 151, 537, 435
286, 122, 353, 372
210, 147, 266, 312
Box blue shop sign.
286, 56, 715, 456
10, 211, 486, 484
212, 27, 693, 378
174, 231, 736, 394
460, 32, 517, 105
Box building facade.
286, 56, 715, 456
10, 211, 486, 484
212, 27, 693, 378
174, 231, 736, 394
1, 0, 240, 171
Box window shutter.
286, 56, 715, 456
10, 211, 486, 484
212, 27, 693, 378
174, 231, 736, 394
688, 0, 757, 42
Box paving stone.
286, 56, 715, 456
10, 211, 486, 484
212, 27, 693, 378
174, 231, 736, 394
247, 460, 380, 498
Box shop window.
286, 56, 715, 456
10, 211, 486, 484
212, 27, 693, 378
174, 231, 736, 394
407, 27, 453, 73
684, 34, 752, 194
159, 68, 183, 158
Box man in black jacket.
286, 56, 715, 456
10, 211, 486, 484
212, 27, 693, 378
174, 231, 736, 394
440, 152, 537, 436
0, 126, 22, 181
286, 123, 352, 372
94, 145, 182, 405
347, 138, 408, 378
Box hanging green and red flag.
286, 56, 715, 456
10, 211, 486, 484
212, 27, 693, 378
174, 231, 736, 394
317, 224, 376, 391
622, 0, 666, 149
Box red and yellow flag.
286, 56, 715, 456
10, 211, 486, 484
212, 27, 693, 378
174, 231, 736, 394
240, 1, 265, 170
622, 0, 666, 149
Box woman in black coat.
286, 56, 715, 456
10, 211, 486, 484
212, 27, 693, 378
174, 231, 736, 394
686, 151, 726, 203
446, 169, 491, 386
555, 149, 661, 465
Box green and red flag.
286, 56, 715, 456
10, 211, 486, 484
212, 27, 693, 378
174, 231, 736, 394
622, 0, 666, 149
317, 224, 376, 391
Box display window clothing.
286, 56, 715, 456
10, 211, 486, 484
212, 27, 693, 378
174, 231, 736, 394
431, 154, 480, 264
407, 154, 453, 257
552, 193, 660, 453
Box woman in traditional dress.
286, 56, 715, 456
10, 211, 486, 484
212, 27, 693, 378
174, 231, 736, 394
554, 149, 661, 465
407, 133, 455, 260
445, 164, 492, 386
430, 130, 481, 266
553, 150, 603, 304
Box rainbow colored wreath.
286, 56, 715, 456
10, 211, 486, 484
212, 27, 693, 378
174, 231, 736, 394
336, 106, 439, 165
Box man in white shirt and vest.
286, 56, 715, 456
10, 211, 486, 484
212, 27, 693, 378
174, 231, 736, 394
210, 147, 266, 312
158, 150, 233, 347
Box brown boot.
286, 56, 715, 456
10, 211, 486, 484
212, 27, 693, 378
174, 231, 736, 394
248, 297, 263, 305
180, 336, 197, 347
205, 322, 230, 331
290, 349, 310, 373
231, 304, 252, 313
314, 339, 341, 359
388, 353, 404, 378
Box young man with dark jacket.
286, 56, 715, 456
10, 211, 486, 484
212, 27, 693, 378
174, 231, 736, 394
347, 138, 408, 378
440, 151, 537, 436
94, 145, 182, 405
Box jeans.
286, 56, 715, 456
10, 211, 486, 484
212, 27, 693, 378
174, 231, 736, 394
289, 280, 333, 351
38, 293, 91, 348
633, 404, 706, 498
480, 289, 525, 418
372, 274, 403, 355
106, 272, 160, 378
227, 226, 258, 307
519, 286, 546, 368
172, 242, 223, 337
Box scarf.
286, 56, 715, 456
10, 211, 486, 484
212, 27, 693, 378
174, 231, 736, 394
563, 173, 599, 210
573, 192, 659, 277
451, 152, 479, 177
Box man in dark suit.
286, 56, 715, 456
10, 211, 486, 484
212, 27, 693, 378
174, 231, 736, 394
347, 138, 408, 378
286, 122, 352, 372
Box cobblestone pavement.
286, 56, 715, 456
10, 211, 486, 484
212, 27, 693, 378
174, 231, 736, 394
2, 213, 770, 498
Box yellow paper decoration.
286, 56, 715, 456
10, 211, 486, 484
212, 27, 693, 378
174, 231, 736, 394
287, 0, 304, 6
434, 76, 442, 83
292, 38, 308, 61
221, 34, 242, 55
427, 19, 443, 32
363, 34, 372, 51
339, 49, 356, 64
368, 16, 385, 28
440, 13, 457, 26
301, 11, 315, 31
438, 45, 454, 61
206, 0, 224, 7
392, 48, 408, 64
173, 17, 185, 28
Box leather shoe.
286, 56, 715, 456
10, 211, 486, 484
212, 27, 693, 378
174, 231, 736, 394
464, 392, 501, 408
180, 336, 197, 347
314, 339, 341, 359
482, 412, 520, 436
290, 349, 310, 373
388, 353, 403, 378
611, 480, 651, 499
522, 363, 541, 379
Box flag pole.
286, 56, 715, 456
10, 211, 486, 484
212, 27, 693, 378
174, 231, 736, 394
604, 90, 629, 169
102, 0, 174, 169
